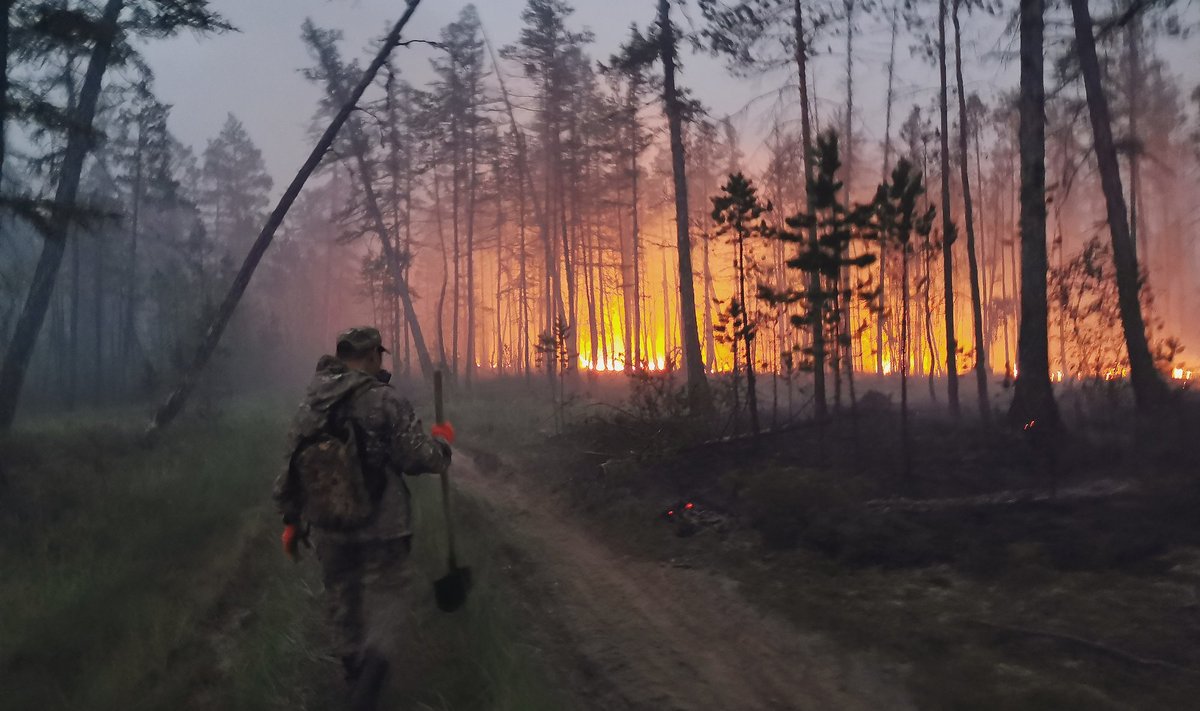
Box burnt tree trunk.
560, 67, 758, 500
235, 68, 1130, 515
954, 0, 990, 422
1008, 0, 1061, 431
794, 0, 827, 419
1069, 0, 1166, 413
938, 0, 960, 416
658, 0, 710, 413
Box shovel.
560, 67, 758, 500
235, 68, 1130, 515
432, 371, 471, 612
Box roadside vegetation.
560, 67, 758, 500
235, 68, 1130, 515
455, 373, 1200, 710
0, 404, 562, 711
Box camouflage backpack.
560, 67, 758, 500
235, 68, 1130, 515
290, 391, 385, 530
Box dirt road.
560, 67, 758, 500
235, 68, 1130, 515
453, 453, 915, 711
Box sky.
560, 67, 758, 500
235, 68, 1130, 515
138, 0, 1199, 195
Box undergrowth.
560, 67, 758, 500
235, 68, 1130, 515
0, 403, 561, 711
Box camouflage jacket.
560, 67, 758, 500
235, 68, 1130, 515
273, 355, 449, 543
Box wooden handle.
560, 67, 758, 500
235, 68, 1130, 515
432, 370, 456, 563
434, 370, 445, 424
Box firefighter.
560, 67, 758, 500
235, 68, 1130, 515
273, 326, 454, 710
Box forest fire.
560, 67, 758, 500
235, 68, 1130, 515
4, 2, 1200, 711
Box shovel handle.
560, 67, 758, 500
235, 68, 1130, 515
434, 371, 445, 424
433, 371, 457, 566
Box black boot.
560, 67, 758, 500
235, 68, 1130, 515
340, 654, 361, 684
348, 651, 388, 711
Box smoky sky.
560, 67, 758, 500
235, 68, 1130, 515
138, 0, 1199, 194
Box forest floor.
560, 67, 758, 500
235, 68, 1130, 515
5, 378, 1200, 710
447, 376, 1200, 710
449, 451, 911, 710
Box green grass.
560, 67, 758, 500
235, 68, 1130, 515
0, 403, 562, 711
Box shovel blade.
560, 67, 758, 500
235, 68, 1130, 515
434, 566, 472, 612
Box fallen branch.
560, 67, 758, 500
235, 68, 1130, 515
144, 0, 424, 440
967, 619, 1199, 676
865, 479, 1136, 513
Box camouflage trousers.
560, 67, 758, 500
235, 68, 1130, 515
314, 536, 412, 689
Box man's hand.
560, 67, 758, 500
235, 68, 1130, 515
431, 422, 456, 445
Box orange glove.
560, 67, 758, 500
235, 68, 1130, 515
431, 422, 456, 445
282, 524, 300, 561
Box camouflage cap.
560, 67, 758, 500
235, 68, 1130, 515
336, 326, 389, 357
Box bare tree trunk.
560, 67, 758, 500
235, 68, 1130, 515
0, 0, 10, 190
560, 124, 579, 373
1008, 0, 1061, 430
93, 226, 104, 404
1126, 14, 1142, 262
840, 0, 859, 398
794, 0, 827, 419
901, 242, 911, 479
616, 202, 632, 369
494, 160, 505, 375
878, 1, 899, 376
953, 0, 990, 422
1068, 0, 1166, 413
146, 2, 429, 436
451, 115, 462, 377
938, 0, 960, 416
517, 139, 531, 378
631, 132, 643, 366
465, 122, 478, 385
69, 233, 79, 408
433, 168, 451, 367
738, 231, 760, 433
658, 0, 710, 413
703, 231, 716, 371
0, 0, 124, 431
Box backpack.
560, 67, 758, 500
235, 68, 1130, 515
290, 390, 385, 530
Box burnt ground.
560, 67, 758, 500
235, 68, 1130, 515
455, 387, 1200, 710
451, 451, 913, 711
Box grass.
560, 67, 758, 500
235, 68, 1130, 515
0, 401, 562, 711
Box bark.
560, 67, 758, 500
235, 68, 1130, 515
433, 168, 450, 366
69, 233, 79, 408
878, 2, 899, 376
938, 0, 960, 416
901, 243, 911, 480
1068, 0, 1167, 413
517, 136, 531, 377
0, 0, 10, 190
465, 117, 478, 384
494, 160, 505, 374
794, 0, 827, 419
560, 115, 578, 372
953, 0, 990, 422
450, 109, 462, 376
0, 0, 124, 431
703, 230, 716, 372
631, 122, 643, 366
658, 0, 710, 413
1008, 0, 1061, 431
840, 2, 858, 395
93, 224, 103, 403
738, 231, 759, 433
147, 1, 428, 437
616, 202, 632, 369
1126, 16, 1141, 261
